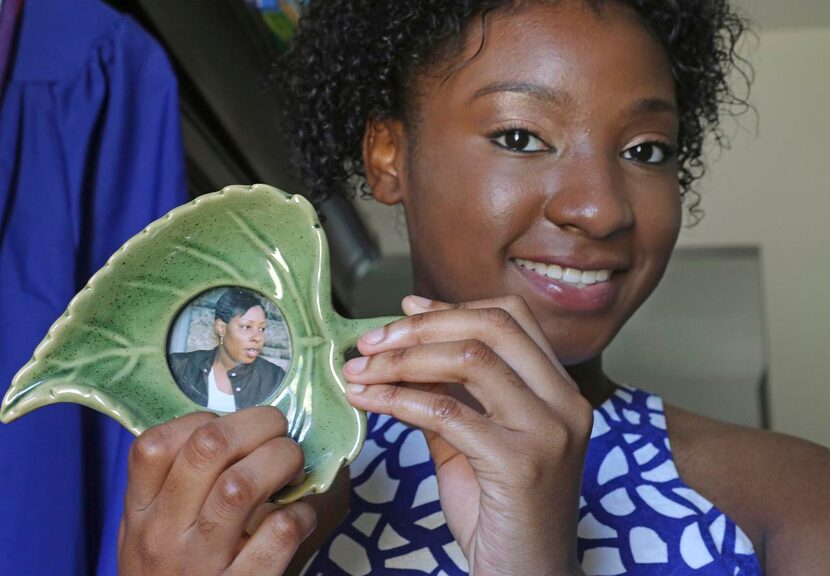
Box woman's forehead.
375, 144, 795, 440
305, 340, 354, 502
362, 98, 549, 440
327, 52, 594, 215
418, 1, 676, 116
234, 306, 266, 322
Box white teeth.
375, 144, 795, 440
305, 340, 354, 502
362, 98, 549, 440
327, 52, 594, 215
545, 264, 563, 280
581, 270, 597, 285
514, 258, 613, 286
563, 268, 582, 283
540, 260, 562, 280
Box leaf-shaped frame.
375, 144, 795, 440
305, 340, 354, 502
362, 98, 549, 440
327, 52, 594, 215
1, 185, 397, 503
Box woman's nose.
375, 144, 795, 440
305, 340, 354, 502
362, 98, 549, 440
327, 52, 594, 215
543, 153, 634, 239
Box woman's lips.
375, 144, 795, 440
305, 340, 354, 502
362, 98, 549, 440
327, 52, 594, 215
512, 258, 621, 312
244, 348, 261, 358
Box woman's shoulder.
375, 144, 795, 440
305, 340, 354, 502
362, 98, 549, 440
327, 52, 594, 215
167, 348, 214, 372
253, 356, 285, 377
666, 402, 830, 573
168, 347, 214, 362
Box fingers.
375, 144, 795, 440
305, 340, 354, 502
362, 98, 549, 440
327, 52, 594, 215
403, 294, 563, 371
404, 294, 577, 389
126, 411, 218, 513
192, 436, 305, 551
226, 502, 317, 576
356, 297, 576, 403
345, 339, 545, 425
119, 406, 312, 576
346, 381, 497, 461
150, 407, 291, 530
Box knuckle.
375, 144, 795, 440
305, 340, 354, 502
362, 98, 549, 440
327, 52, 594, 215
515, 456, 550, 486
255, 405, 288, 432
461, 339, 497, 371
405, 311, 430, 336
266, 509, 309, 544
503, 293, 530, 314
545, 417, 573, 447
430, 396, 465, 424
479, 307, 519, 333
133, 529, 167, 570
386, 346, 409, 366
505, 294, 535, 322
275, 410, 289, 431
502, 369, 526, 391
186, 422, 231, 464
543, 407, 592, 453
378, 384, 403, 405
130, 428, 172, 469
216, 467, 259, 511
196, 515, 219, 537
569, 396, 595, 436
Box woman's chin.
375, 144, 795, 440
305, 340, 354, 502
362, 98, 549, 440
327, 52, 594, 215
230, 353, 259, 365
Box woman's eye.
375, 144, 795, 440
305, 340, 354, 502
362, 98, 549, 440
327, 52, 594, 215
491, 129, 549, 153
622, 142, 675, 165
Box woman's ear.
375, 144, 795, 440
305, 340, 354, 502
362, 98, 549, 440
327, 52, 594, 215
362, 116, 407, 206
214, 319, 226, 338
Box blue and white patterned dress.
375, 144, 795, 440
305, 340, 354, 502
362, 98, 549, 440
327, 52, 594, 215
302, 387, 762, 575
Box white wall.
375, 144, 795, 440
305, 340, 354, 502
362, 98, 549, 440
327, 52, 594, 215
678, 26, 830, 446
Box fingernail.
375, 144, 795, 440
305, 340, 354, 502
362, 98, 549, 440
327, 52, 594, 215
347, 383, 366, 394
408, 295, 433, 308
361, 327, 385, 345
344, 356, 368, 374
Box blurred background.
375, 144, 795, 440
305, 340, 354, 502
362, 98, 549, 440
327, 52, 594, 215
672, 0, 830, 447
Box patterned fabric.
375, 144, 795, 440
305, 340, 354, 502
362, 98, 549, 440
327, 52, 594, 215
302, 387, 762, 575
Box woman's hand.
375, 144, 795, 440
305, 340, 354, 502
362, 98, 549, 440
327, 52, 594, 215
344, 295, 592, 576
118, 407, 317, 576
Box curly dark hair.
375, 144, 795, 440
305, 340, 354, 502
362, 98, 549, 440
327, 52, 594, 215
276, 0, 751, 223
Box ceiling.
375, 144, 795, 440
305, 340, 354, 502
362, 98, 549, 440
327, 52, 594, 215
738, 0, 830, 30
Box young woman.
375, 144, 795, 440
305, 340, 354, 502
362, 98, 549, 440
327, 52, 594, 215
117, 1, 830, 574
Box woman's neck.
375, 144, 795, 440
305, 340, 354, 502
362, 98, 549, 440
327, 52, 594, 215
564, 355, 617, 408
214, 348, 238, 372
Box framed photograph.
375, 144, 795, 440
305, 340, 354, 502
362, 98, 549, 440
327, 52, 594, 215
2, 185, 397, 502
168, 286, 291, 413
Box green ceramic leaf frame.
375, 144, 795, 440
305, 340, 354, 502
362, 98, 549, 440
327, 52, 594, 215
1, 184, 398, 503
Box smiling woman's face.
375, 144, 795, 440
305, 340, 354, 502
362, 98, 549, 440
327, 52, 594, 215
371, 0, 682, 365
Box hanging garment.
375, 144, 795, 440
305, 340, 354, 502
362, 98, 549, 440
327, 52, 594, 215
0, 0, 23, 97
0, 0, 187, 574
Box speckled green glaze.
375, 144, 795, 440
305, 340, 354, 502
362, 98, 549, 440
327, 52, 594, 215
1, 184, 400, 503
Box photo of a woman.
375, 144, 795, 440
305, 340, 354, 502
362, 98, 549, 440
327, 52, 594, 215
168, 287, 287, 412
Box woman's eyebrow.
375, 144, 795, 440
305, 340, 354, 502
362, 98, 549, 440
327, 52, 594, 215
470, 80, 575, 108
627, 97, 678, 117
469, 81, 677, 117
